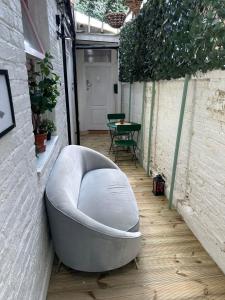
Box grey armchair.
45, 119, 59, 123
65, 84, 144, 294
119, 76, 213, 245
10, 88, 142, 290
45, 145, 141, 272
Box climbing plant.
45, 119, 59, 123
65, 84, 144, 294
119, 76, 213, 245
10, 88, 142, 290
119, 0, 225, 82
119, 20, 139, 82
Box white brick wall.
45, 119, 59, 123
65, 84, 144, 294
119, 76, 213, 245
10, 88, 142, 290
122, 70, 225, 274
0, 1, 68, 299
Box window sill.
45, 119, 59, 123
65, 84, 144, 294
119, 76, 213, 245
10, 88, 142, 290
36, 136, 58, 175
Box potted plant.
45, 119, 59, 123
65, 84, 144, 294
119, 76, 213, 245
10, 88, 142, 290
105, 0, 127, 28
39, 119, 56, 141
28, 52, 60, 153
106, 12, 126, 28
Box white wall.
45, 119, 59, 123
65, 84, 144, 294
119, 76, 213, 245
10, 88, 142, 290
121, 82, 130, 118
122, 71, 225, 274
0, 1, 68, 299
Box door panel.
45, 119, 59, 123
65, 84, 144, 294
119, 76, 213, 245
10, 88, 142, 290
85, 65, 114, 130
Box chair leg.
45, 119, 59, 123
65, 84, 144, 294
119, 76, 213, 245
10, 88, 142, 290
133, 145, 137, 167
109, 131, 114, 153
115, 146, 118, 163
109, 136, 114, 153
133, 257, 139, 270
56, 259, 62, 273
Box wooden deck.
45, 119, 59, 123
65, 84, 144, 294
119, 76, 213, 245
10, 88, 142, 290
47, 133, 225, 300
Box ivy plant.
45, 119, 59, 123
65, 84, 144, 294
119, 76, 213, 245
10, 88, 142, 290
119, 0, 225, 82
119, 20, 139, 83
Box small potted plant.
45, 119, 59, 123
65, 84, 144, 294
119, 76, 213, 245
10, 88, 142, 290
39, 119, 56, 141
28, 52, 60, 153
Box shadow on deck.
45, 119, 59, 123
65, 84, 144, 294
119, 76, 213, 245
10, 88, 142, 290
47, 133, 225, 300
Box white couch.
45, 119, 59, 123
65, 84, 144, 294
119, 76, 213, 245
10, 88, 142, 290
45, 145, 141, 272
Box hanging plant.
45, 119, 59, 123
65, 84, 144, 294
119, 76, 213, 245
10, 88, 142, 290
124, 0, 143, 16
105, 0, 127, 28
106, 12, 126, 28
75, 0, 127, 22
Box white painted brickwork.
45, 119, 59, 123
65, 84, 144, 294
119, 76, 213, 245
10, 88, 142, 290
122, 70, 225, 274
0, 0, 68, 299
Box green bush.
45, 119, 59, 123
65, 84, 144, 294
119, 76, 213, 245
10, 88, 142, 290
119, 20, 139, 82
119, 0, 225, 82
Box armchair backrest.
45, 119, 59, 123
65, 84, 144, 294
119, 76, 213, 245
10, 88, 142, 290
46, 146, 84, 213
107, 113, 125, 122
46, 145, 119, 218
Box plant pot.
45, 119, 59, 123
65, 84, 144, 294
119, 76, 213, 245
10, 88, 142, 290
35, 133, 47, 153
106, 12, 126, 29
47, 132, 51, 141
125, 0, 143, 15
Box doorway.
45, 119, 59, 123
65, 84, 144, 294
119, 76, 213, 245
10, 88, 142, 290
76, 49, 119, 132
85, 64, 114, 130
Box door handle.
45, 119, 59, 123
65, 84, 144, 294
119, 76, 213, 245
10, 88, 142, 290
86, 80, 92, 91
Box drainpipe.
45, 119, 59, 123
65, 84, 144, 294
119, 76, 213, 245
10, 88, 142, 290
140, 82, 146, 164
128, 82, 132, 121
147, 81, 156, 176
66, 1, 81, 145
61, 14, 72, 145
168, 74, 191, 209
72, 38, 81, 145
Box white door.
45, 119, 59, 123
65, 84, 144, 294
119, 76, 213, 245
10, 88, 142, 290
85, 65, 114, 130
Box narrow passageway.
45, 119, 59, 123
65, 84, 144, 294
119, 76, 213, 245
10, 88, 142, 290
47, 133, 225, 300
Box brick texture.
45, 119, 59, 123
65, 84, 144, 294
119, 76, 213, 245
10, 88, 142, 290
0, 0, 68, 299
122, 71, 225, 274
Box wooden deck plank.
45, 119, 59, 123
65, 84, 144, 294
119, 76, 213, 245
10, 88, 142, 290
47, 133, 225, 300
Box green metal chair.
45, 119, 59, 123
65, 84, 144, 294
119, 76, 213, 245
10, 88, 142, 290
107, 113, 125, 123
107, 113, 129, 152
114, 124, 141, 166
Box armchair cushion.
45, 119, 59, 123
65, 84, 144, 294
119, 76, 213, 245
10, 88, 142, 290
78, 168, 139, 232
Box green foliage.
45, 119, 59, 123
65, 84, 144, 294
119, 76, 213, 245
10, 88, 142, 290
29, 52, 60, 115
39, 119, 56, 133
119, 20, 139, 82
119, 0, 225, 82
76, 0, 127, 22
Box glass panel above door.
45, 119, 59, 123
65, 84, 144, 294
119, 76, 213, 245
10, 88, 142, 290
84, 50, 111, 63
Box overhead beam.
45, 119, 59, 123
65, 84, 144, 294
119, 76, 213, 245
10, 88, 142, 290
76, 45, 119, 49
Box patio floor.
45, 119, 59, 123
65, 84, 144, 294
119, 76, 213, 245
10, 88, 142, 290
47, 133, 225, 300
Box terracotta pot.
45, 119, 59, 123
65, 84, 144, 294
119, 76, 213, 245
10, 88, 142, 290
125, 0, 143, 15
35, 133, 47, 153
106, 12, 126, 29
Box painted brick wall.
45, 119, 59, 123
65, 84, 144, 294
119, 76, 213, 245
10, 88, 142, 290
0, 0, 68, 299
122, 71, 225, 274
